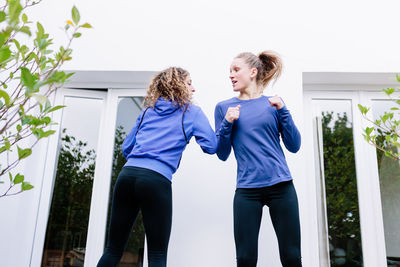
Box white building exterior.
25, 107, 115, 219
1, 0, 400, 266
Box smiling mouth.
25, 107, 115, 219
232, 80, 237, 86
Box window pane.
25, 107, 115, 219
371, 100, 400, 267
105, 97, 145, 267
313, 99, 363, 266
41, 96, 103, 267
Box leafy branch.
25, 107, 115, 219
0, 0, 92, 198
358, 75, 400, 161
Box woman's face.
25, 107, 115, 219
229, 57, 256, 92
185, 75, 195, 97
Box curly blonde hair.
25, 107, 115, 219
144, 67, 192, 108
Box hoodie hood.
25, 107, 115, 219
154, 98, 181, 116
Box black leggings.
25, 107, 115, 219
234, 180, 302, 267
97, 166, 172, 267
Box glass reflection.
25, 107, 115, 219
372, 100, 400, 267
313, 99, 363, 266
41, 96, 103, 267
105, 97, 145, 267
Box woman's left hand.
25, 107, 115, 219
268, 95, 284, 109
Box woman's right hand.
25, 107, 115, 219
225, 105, 241, 123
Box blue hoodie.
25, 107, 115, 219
122, 98, 217, 181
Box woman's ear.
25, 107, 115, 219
250, 68, 258, 78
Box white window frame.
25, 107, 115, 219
85, 89, 146, 267
29, 71, 154, 267
30, 88, 108, 267
303, 72, 399, 267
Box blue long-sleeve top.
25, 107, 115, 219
123, 98, 217, 181
214, 95, 301, 188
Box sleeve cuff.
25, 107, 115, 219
219, 118, 233, 135
276, 105, 289, 115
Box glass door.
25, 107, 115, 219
312, 98, 363, 266
32, 88, 148, 267
83, 89, 147, 267
31, 88, 107, 267
365, 92, 400, 267
104, 96, 146, 267
304, 91, 387, 267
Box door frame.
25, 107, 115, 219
84, 89, 146, 267
303, 88, 399, 267
30, 88, 108, 267
29, 70, 155, 267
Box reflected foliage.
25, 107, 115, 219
42, 129, 96, 267
322, 112, 363, 266
105, 126, 145, 265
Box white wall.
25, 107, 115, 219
1, 0, 400, 266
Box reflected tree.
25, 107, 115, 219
322, 112, 363, 266
106, 125, 145, 265
42, 129, 95, 267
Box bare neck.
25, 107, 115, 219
238, 84, 263, 100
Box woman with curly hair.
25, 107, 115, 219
97, 67, 217, 267
214, 51, 302, 267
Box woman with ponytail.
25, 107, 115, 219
97, 67, 217, 267
214, 51, 302, 267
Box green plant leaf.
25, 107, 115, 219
0, 11, 6, 23
396, 74, 400, 83
37, 22, 44, 36
22, 181, 34, 191
365, 127, 374, 136
72, 6, 80, 24
19, 26, 31, 36
13, 174, 24, 184
357, 104, 369, 115
383, 88, 395, 96
21, 116, 32, 125
20, 67, 37, 94
0, 47, 12, 63
0, 33, 6, 47
46, 105, 66, 113
0, 89, 10, 106
9, 173, 12, 181
41, 130, 55, 138
8, 0, 23, 24
42, 116, 51, 125
73, 32, 81, 38
80, 23, 92, 28
26, 51, 38, 63
22, 13, 28, 23
5, 140, 10, 150
382, 114, 388, 123
17, 146, 32, 160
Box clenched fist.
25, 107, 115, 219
225, 105, 241, 123
268, 95, 284, 109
